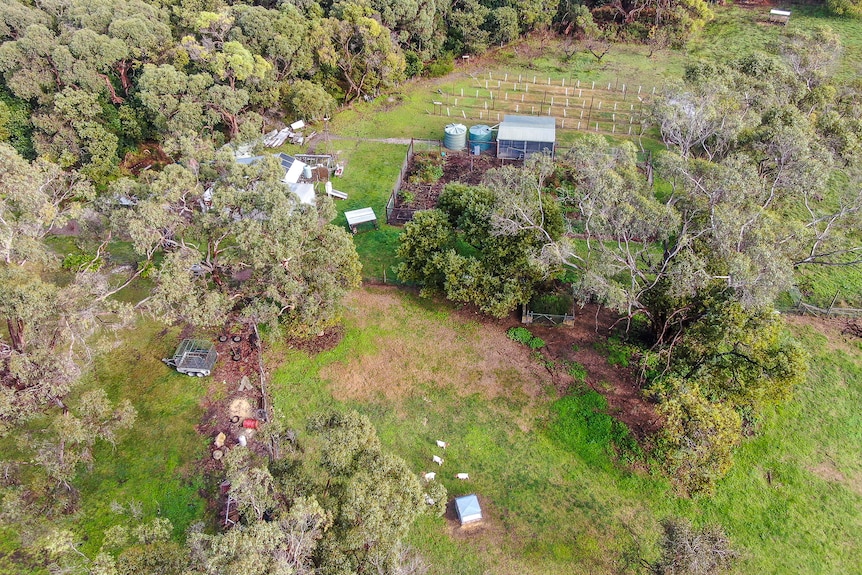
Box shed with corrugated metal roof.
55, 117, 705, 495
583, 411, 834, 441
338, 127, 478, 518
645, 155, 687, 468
496, 115, 556, 160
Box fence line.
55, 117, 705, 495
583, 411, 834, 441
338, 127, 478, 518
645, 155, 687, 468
795, 301, 862, 318
386, 138, 415, 224
386, 139, 443, 225
433, 75, 657, 136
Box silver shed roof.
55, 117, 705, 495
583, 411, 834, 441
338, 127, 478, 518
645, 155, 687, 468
455, 494, 483, 524
498, 115, 556, 142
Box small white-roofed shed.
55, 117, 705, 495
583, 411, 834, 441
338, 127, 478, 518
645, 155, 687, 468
454, 494, 483, 525
769, 9, 791, 24
276, 153, 308, 184
496, 115, 556, 160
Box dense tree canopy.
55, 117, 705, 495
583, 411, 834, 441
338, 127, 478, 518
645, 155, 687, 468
397, 166, 565, 317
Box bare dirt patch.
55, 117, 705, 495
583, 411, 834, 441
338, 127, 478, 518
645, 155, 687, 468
195, 330, 269, 472
527, 306, 662, 439
809, 460, 847, 484
323, 286, 660, 438
320, 288, 549, 409
784, 314, 862, 354
286, 326, 345, 355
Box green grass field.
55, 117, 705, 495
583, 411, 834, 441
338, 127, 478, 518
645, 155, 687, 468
72, 322, 209, 555
266, 286, 862, 574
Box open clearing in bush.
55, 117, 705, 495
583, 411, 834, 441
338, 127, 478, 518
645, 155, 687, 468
269, 287, 862, 574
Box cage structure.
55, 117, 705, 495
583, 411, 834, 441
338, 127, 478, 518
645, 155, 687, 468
163, 339, 218, 377
496, 115, 556, 160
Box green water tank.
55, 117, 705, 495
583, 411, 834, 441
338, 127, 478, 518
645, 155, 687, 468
469, 124, 494, 152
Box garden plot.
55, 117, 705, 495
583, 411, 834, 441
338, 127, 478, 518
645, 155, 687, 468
390, 150, 501, 218
429, 71, 656, 137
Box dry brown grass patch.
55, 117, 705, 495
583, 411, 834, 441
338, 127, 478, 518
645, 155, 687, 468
321, 287, 548, 407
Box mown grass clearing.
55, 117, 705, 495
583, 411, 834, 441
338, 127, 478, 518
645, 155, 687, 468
71, 322, 209, 555
268, 286, 862, 574
311, 140, 407, 280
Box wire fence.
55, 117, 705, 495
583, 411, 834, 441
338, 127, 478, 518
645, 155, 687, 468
387, 139, 414, 225
428, 71, 655, 136
790, 291, 862, 318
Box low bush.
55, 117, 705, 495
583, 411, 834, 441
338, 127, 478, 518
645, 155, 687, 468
595, 336, 636, 367
62, 252, 103, 271
507, 326, 545, 349
565, 360, 588, 384
426, 55, 454, 77
507, 326, 534, 345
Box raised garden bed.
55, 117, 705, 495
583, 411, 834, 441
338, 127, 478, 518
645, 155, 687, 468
389, 150, 503, 221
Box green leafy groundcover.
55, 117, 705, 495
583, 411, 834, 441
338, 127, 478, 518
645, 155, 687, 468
548, 390, 641, 469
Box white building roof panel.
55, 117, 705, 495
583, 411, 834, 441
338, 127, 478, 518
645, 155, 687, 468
497, 115, 556, 142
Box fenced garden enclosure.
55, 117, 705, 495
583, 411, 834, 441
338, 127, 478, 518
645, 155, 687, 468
386, 138, 418, 225
386, 138, 499, 225
428, 71, 657, 137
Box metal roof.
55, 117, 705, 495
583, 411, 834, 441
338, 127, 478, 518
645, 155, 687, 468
455, 494, 482, 523
276, 153, 307, 183
235, 155, 265, 165
288, 182, 316, 206
497, 115, 556, 143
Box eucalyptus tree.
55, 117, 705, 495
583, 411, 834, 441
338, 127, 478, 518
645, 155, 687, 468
230, 4, 315, 90
187, 496, 331, 575
445, 0, 490, 55
113, 149, 361, 335
318, 2, 406, 102
179, 10, 273, 136
369, 0, 447, 58
0, 144, 134, 424
308, 410, 428, 575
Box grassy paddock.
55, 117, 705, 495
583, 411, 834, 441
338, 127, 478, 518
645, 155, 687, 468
268, 286, 862, 574
73, 321, 209, 554
313, 140, 408, 280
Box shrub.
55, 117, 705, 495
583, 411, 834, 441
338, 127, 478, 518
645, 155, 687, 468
417, 163, 443, 183
595, 336, 635, 367
404, 50, 423, 78
398, 190, 415, 205
507, 326, 546, 349
426, 55, 454, 78
62, 252, 103, 271
408, 154, 445, 184
654, 518, 738, 575
652, 379, 742, 495
507, 326, 534, 345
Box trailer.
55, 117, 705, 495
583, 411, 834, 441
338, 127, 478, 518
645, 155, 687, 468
162, 339, 217, 377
